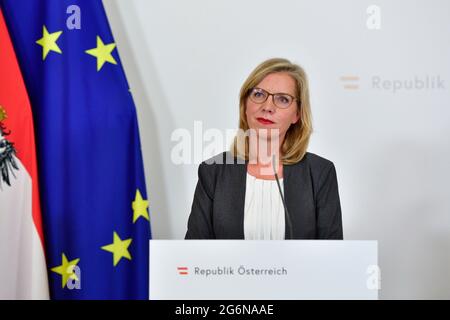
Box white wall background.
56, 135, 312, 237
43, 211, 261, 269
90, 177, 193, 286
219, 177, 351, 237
103, 0, 450, 299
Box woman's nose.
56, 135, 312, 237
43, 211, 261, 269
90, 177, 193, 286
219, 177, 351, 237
261, 98, 276, 113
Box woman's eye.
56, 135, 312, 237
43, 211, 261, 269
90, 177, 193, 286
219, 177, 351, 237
279, 96, 289, 103
252, 90, 265, 99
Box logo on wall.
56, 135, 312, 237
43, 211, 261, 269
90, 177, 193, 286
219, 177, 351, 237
340, 75, 446, 93
0, 106, 19, 188
340, 75, 360, 90
177, 266, 189, 275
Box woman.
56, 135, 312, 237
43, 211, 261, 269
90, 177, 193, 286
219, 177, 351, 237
185, 58, 343, 240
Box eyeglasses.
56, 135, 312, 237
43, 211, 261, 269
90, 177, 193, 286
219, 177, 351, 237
248, 87, 297, 109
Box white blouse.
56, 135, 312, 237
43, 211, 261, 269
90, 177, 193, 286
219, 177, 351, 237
244, 173, 285, 240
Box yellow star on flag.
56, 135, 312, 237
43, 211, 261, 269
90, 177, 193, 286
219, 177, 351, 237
85, 36, 117, 71
132, 189, 149, 223
51, 253, 80, 288
101, 232, 132, 266
35, 25, 62, 60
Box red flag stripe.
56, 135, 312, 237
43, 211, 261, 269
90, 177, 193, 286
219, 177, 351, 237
0, 9, 45, 249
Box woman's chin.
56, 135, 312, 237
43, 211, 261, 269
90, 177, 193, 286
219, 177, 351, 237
252, 127, 282, 138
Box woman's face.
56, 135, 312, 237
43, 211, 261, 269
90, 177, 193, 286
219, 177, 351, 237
245, 72, 299, 141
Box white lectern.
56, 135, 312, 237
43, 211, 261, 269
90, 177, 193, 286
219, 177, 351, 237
149, 240, 379, 300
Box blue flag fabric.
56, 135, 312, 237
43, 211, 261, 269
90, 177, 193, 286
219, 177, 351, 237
1, 0, 151, 299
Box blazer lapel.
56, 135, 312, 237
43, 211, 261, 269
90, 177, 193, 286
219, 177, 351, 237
283, 163, 296, 239
228, 161, 248, 239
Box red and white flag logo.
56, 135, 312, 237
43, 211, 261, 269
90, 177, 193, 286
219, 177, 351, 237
177, 267, 189, 275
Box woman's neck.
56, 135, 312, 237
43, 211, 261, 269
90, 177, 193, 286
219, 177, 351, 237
247, 132, 285, 179
247, 153, 283, 179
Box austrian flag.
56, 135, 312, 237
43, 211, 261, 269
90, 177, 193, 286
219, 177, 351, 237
0, 8, 49, 299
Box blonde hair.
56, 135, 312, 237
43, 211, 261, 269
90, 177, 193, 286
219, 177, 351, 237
230, 58, 313, 164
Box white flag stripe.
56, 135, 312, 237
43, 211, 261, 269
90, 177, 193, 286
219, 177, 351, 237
0, 157, 49, 299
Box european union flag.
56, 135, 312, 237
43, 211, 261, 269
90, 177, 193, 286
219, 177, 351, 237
1, 0, 151, 299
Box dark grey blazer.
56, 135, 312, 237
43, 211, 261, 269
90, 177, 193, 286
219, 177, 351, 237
185, 151, 343, 239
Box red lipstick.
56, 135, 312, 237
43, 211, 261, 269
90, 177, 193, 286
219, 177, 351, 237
257, 117, 275, 125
